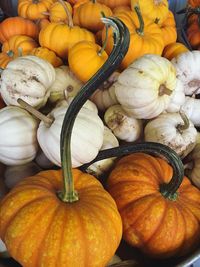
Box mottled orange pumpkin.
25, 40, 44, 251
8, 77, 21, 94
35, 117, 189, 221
160, 10, 177, 46
0, 51, 16, 69
49, 1, 73, 23
0, 169, 122, 267
187, 21, 200, 48
162, 42, 189, 60
107, 153, 200, 259
97, 0, 130, 9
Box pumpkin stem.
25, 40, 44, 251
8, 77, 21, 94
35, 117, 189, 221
17, 98, 54, 127
133, 4, 144, 36
158, 84, 172, 96
17, 47, 23, 57
59, 17, 130, 203
98, 12, 108, 56
32, 0, 39, 3
58, 0, 73, 27
177, 111, 190, 132
6, 50, 14, 58
91, 0, 96, 3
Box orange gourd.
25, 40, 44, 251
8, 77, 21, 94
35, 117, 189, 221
107, 153, 200, 258
187, 20, 200, 48
73, 0, 89, 14
30, 47, 63, 67
68, 40, 108, 82
73, 0, 113, 32
188, 0, 200, 7
0, 17, 39, 43
48, 1, 73, 23
37, 18, 51, 30
39, 0, 95, 58
18, 0, 55, 20
97, 0, 130, 9
2, 35, 38, 56
0, 51, 16, 69
160, 10, 177, 46
162, 42, 189, 60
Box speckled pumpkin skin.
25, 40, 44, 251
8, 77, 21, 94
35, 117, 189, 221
0, 169, 122, 267
107, 153, 200, 259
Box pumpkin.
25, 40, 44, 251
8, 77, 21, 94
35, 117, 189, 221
0, 17, 39, 43
48, 0, 73, 23
18, 0, 55, 20
188, 0, 200, 7
181, 96, 200, 127
187, 19, 200, 48
0, 17, 130, 267
39, 0, 95, 58
35, 148, 55, 169
0, 55, 56, 109
2, 35, 38, 56
159, 10, 177, 46
107, 152, 200, 258
162, 42, 189, 60
131, 0, 169, 25
0, 106, 39, 165
0, 51, 16, 69
0, 0, 18, 17
102, 5, 164, 69
37, 18, 50, 30
114, 54, 177, 119
73, 0, 113, 32
144, 112, 198, 158
29, 47, 63, 67
97, 0, 130, 9
171, 50, 200, 96
68, 40, 108, 82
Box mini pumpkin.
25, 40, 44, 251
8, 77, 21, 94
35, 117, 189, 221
48, 0, 73, 23
97, 0, 130, 9
162, 42, 189, 60
0, 51, 16, 69
159, 10, 177, 46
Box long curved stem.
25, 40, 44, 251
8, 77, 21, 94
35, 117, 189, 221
58, 0, 73, 27
134, 5, 144, 36
59, 17, 130, 203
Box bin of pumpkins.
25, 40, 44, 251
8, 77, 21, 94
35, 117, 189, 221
0, 0, 200, 267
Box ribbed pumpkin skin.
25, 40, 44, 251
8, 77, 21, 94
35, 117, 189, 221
0, 52, 15, 69
160, 10, 177, 46
0, 169, 122, 267
162, 42, 189, 60
97, 0, 130, 9
0, 17, 39, 44
107, 153, 200, 258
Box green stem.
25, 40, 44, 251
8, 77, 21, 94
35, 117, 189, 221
6, 50, 14, 58
98, 12, 108, 56
81, 142, 184, 200
59, 17, 130, 203
134, 5, 144, 36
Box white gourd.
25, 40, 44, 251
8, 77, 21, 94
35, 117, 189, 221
49, 65, 83, 103
0, 56, 56, 109
104, 104, 143, 142
166, 79, 185, 113
35, 149, 55, 169
0, 106, 39, 165
86, 126, 119, 177
37, 99, 104, 167
171, 50, 200, 95
181, 96, 200, 127
114, 54, 177, 119
144, 112, 197, 158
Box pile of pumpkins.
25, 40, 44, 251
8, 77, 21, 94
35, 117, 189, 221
0, 0, 200, 267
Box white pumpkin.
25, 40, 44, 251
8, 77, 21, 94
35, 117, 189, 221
0, 106, 39, 165
181, 96, 200, 127
104, 104, 143, 142
166, 79, 185, 113
49, 65, 83, 103
144, 112, 197, 158
171, 50, 200, 95
37, 98, 104, 167
4, 162, 42, 189
86, 126, 119, 177
114, 54, 177, 119
35, 149, 55, 169
0, 56, 56, 109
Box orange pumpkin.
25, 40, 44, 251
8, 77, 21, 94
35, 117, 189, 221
102, 6, 164, 69
30, 47, 63, 67
187, 21, 200, 48
68, 40, 108, 82
73, 0, 113, 32
188, 0, 200, 7
48, 1, 73, 23
18, 0, 55, 20
97, 0, 130, 9
160, 10, 177, 46
37, 18, 50, 30
162, 42, 189, 60
0, 17, 39, 43
0, 51, 16, 69
73, 0, 89, 13
107, 153, 200, 258
2, 35, 38, 56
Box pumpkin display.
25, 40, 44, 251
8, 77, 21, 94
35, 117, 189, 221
107, 152, 200, 258
39, 1, 95, 58
0, 0, 18, 17
159, 10, 177, 46
0, 106, 39, 165
2, 35, 38, 56
114, 54, 177, 119
48, 0, 73, 23
0, 55, 56, 109
29, 47, 63, 67
18, 0, 55, 20
73, 0, 113, 32
0, 17, 39, 43
162, 42, 189, 60
68, 40, 108, 82
0, 16, 130, 267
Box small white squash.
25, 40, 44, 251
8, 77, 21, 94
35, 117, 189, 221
181, 96, 200, 127
104, 104, 143, 142
35, 149, 55, 169
0, 56, 56, 109
49, 65, 83, 103
171, 50, 200, 95
114, 54, 177, 119
37, 98, 104, 167
166, 79, 185, 113
0, 106, 39, 165
144, 112, 197, 158
86, 126, 119, 177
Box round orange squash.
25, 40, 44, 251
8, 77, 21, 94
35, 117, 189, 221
162, 42, 189, 60
0, 51, 16, 69
107, 153, 200, 259
160, 10, 177, 46
48, 1, 73, 23
97, 0, 130, 10
187, 19, 200, 48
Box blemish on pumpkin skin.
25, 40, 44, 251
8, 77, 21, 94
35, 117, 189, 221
138, 71, 143, 74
